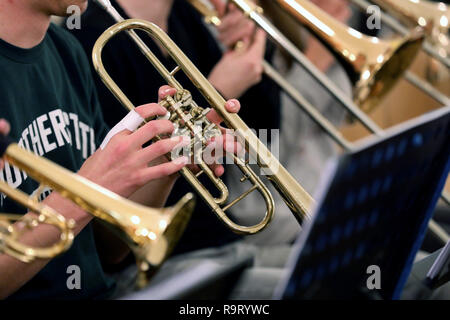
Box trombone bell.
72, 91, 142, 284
265, 0, 425, 113
371, 0, 450, 56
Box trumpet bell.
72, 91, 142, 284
266, 0, 425, 113
0, 135, 195, 286
128, 193, 196, 288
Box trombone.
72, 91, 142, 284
222, 0, 449, 132
261, 0, 449, 106
189, 0, 449, 242
351, 0, 450, 66
93, 0, 314, 231
189, 0, 355, 149
350, 0, 449, 102
0, 135, 195, 288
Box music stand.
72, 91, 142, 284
275, 106, 450, 300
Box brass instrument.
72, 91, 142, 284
350, 0, 450, 101
92, 0, 314, 228
365, 0, 449, 86
211, 0, 384, 136
0, 196, 74, 263
271, 0, 450, 197
188, 0, 356, 149
0, 135, 195, 288
368, 0, 450, 59
222, 0, 448, 132
263, 0, 427, 112
350, 0, 450, 214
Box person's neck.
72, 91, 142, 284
116, 0, 174, 32
0, 1, 51, 49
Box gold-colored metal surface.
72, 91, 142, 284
189, 0, 386, 136
0, 193, 74, 263
369, 0, 450, 85
263, 0, 425, 113
373, 0, 449, 57
0, 141, 195, 287
92, 18, 314, 227
259, 0, 307, 53
349, 0, 449, 105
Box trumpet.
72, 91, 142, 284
0, 135, 195, 288
0, 192, 74, 263
92, 0, 314, 230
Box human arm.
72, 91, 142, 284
0, 90, 189, 298
206, 0, 268, 99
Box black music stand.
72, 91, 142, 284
275, 106, 450, 300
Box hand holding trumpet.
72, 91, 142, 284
78, 85, 242, 197
0, 84, 242, 297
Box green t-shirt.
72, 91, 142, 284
0, 24, 115, 299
